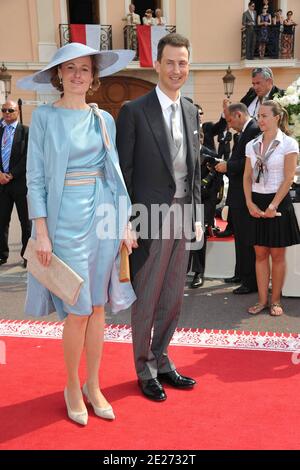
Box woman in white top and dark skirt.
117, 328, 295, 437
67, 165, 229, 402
244, 100, 300, 316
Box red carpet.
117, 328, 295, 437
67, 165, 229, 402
208, 218, 234, 242
1, 333, 300, 450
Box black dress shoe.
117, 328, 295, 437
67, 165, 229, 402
138, 378, 167, 401
224, 275, 241, 284
215, 229, 233, 238
191, 273, 204, 288
158, 370, 196, 388
233, 285, 257, 295
0, 258, 7, 266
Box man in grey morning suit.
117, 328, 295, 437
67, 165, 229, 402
242, 2, 257, 60
117, 34, 202, 401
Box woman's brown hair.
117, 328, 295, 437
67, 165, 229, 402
261, 100, 292, 136
50, 55, 100, 94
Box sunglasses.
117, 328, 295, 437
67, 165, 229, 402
1, 108, 17, 113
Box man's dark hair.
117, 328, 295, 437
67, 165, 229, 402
248, 1, 255, 7
228, 103, 250, 116
157, 33, 190, 62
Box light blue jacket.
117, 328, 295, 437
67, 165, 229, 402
25, 104, 136, 318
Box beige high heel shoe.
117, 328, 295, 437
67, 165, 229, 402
82, 383, 115, 420
64, 388, 88, 426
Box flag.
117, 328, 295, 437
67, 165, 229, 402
137, 26, 169, 67
70, 24, 101, 50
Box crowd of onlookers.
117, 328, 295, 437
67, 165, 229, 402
243, 1, 297, 59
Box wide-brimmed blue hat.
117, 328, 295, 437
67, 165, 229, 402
17, 42, 135, 90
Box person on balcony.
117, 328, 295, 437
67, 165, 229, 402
154, 8, 167, 26
143, 9, 155, 26
122, 4, 141, 57
261, 0, 274, 16
273, 9, 284, 59
257, 5, 272, 59
242, 2, 257, 60
123, 3, 141, 25
281, 11, 297, 60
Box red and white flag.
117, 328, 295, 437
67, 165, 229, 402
137, 26, 169, 67
70, 24, 101, 50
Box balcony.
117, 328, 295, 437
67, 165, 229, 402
241, 25, 296, 61
59, 24, 112, 50
124, 25, 176, 61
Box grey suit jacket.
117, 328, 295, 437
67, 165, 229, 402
116, 89, 201, 277
242, 10, 257, 26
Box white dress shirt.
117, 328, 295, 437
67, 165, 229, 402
246, 129, 299, 193
155, 85, 203, 232
155, 85, 182, 135
248, 91, 271, 119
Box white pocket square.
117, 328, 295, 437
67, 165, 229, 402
194, 130, 198, 135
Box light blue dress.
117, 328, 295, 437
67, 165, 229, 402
25, 104, 136, 319
51, 108, 117, 318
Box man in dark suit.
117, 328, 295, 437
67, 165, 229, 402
117, 33, 202, 401
215, 103, 261, 294
241, 67, 284, 118
217, 126, 232, 161
0, 101, 31, 266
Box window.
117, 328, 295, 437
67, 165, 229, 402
68, 0, 99, 24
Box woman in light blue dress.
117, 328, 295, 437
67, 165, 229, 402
18, 43, 136, 425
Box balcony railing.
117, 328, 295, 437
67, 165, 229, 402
241, 25, 296, 60
124, 25, 176, 61
59, 24, 113, 50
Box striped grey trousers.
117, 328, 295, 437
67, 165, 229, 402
131, 197, 192, 380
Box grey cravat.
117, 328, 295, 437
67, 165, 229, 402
170, 103, 183, 149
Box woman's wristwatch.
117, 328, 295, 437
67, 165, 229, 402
268, 203, 278, 211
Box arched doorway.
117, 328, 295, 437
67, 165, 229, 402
87, 76, 155, 119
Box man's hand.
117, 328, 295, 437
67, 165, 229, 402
0, 172, 12, 185
195, 222, 204, 242
223, 99, 231, 122
215, 161, 227, 174
223, 98, 231, 111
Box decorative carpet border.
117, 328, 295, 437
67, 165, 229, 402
1, 320, 300, 353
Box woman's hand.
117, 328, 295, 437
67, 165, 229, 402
36, 234, 52, 267
263, 207, 277, 219
247, 202, 264, 218
121, 224, 138, 255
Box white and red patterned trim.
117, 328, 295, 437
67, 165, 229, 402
1, 319, 300, 353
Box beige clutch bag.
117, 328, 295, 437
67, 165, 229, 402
119, 245, 130, 283
24, 238, 84, 306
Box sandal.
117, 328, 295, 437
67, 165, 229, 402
270, 303, 284, 316
248, 303, 269, 315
